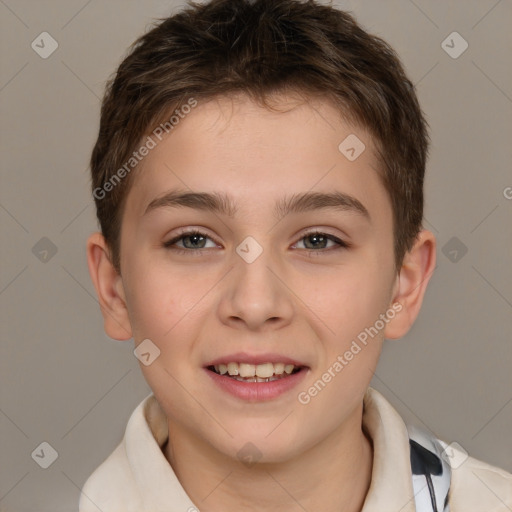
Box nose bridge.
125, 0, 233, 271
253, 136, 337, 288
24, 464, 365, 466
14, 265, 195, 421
218, 236, 294, 329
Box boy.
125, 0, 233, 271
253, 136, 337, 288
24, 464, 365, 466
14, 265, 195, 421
81, 0, 512, 510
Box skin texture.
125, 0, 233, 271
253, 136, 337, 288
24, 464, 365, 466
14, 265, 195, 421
87, 93, 436, 512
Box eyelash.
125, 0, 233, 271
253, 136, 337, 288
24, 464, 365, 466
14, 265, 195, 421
162, 229, 350, 256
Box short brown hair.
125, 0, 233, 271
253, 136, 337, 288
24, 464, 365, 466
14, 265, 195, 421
90, 0, 429, 273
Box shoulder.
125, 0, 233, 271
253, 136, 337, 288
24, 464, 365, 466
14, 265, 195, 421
78, 441, 143, 512
79, 393, 196, 511
408, 424, 512, 511
78, 394, 157, 512
447, 445, 512, 511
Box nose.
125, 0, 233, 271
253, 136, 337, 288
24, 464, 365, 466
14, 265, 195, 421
216, 246, 294, 332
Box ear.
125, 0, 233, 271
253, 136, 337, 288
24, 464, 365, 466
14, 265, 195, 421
384, 229, 436, 340
86, 232, 132, 341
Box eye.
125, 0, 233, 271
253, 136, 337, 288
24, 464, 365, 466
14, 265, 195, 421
163, 230, 218, 254
294, 231, 349, 251
162, 229, 349, 256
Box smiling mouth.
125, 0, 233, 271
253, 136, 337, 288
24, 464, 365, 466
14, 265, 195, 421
207, 362, 303, 383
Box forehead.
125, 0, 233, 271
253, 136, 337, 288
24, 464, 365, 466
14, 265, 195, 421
124, 93, 391, 224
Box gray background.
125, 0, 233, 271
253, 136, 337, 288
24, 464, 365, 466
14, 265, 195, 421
1, 0, 511, 510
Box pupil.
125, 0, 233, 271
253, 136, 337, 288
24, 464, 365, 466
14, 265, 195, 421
306, 234, 326, 249
185, 234, 205, 249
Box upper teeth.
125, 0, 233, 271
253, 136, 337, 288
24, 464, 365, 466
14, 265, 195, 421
215, 362, 296, 378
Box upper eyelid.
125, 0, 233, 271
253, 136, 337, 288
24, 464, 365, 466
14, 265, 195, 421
165, 229, 347, 248
167, 228, 219, 245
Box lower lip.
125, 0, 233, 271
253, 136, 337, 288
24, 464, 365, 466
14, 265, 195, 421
205, 368, 308, 402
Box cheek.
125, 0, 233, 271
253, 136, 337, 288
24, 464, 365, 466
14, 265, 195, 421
123, 277, 184, 348
124, 269, 209, 405
124, 263, 221, 388
313, 264, 392, 341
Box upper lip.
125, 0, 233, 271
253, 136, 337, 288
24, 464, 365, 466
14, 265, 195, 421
205, 352, 308, 367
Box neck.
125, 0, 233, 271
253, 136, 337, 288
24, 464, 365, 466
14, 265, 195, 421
164, 403, 373, 512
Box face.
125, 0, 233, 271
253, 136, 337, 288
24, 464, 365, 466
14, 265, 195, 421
116, 93, 399, 463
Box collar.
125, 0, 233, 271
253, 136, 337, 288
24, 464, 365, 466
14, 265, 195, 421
124, 387, 417, 511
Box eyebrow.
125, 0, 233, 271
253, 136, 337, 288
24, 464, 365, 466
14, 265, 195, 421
144, 189, 370, 221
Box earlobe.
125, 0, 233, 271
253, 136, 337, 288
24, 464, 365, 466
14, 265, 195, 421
86, 232, 132, 341
384, 230, 436, 340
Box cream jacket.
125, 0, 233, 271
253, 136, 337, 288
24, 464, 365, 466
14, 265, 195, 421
79, 388, 512, 511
